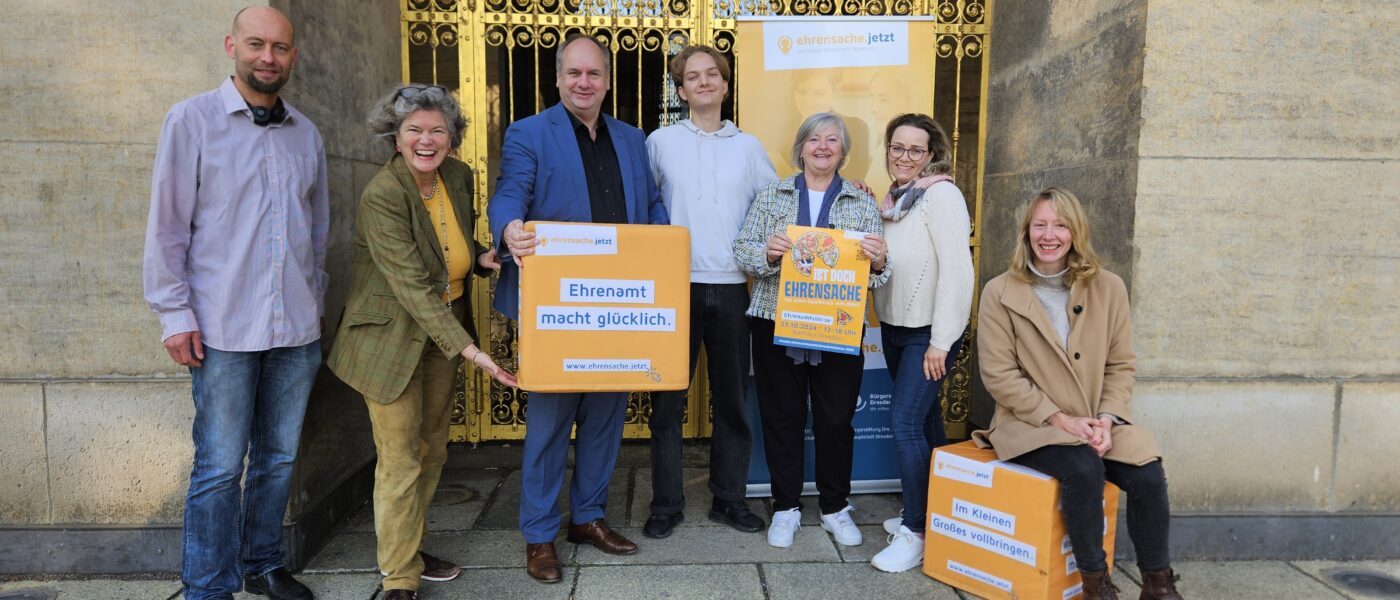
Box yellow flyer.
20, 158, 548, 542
773, 225, 871, 355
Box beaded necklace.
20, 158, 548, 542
419, 173, 452, 308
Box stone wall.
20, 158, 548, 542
980, 0, 1400, 534
1131, 0, 1400, 514
0, 0, 398, 570
0, 0, 253, 530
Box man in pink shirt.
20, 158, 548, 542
143, 7, 327, 600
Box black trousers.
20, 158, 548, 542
750, 317, 864, 514
649, 283, 754, 513
1011, 444, 1172, 573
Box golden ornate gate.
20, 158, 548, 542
400, 0, 991, 443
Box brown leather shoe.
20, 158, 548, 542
566, 518, 638, 555
1080, 570, 1120, 600
1139, 568, 1184, 600
525, 542, 562, 583
418, 550, 461, 582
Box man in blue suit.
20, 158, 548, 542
488, 33, 668, 584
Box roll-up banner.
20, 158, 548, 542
739, 16, 935, 497
735, 16, 936, 192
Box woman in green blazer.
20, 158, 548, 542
328, 84, 516, 600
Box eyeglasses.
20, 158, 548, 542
397, 85, 450, 99
887, 145, 929, 161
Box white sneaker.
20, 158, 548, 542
882, 510, 903, 535
768, 507, 801, 548
820, 504, 863, 546
871, 525, 925, 573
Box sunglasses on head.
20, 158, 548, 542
397, 85, 450, 99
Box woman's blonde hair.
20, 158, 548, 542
1009, 187, 1102, 285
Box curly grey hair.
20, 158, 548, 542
790, 112, 850, 171
367, 84, 467, 151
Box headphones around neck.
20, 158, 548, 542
249, 100, 287, 127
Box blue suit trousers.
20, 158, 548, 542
519, 391, 628, 543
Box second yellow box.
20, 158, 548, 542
923, 441, 1120, 600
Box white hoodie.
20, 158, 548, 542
647, 119, 778, 284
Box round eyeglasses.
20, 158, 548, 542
887, 145, 929, 161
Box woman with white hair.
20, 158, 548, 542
733, 112, 890, 550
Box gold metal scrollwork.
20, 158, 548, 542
409, 22, 460, 48
407, 0, 460, 11
405, 0, 991, 442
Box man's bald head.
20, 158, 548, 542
232, 6, 295, 44
225, 6, 298, 100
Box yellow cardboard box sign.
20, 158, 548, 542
773, 225, 871, 355
923, 441, 1120, 600
516, 222, 691, 393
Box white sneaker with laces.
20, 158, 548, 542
882, 510, 903, 535
768, 507, 801, 548
820, 504, 863, 546
871, 525, 925, 573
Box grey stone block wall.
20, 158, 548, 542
0, 0, 394, 560
1131, 0, 1399, 513
1132, 1, 1399, 379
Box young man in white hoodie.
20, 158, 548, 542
643, 45, 778, 539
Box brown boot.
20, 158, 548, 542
525, 542, 562, 583
1081, 570, 1120, 600
1139, 568, 1183, 600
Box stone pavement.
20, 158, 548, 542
2, 443, 1397, 600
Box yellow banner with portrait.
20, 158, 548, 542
735, 17, 935, 194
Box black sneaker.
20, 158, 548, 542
709, 499, 764, 533
643, 511, 685, 539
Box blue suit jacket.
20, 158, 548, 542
488, 103, 669, 320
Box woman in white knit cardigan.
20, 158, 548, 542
868, 114, 975, 574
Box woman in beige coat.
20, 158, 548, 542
974, 188, 1181, 600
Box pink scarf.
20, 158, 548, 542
881, 174, 955, 222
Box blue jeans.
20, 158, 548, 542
182, 342, 320, 600
880, 323, 961, 531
